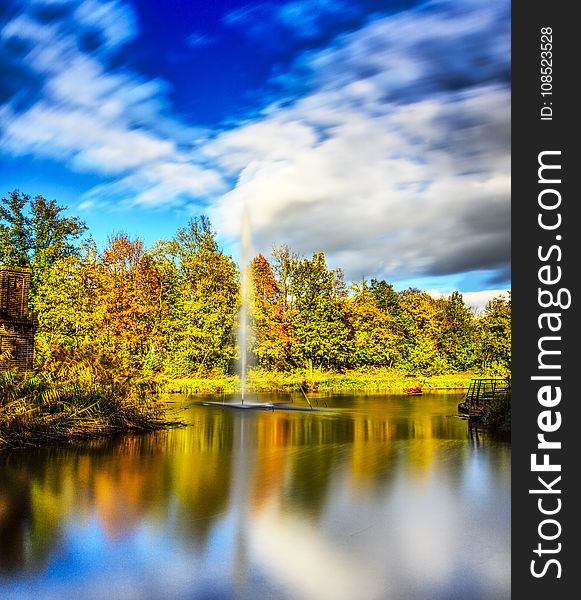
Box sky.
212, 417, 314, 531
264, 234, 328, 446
0, 0, 510, 310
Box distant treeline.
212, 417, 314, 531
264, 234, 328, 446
1, 191, 510, 377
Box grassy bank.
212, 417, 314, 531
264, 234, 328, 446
0, 370, 179, 450
157, 367, 477, 395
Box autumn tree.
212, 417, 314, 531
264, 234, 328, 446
397, 288, 446, 374
251, 254, 290, 369
97, 234, 165, 369
34, 234, 164, 373
346, 279, 397, 367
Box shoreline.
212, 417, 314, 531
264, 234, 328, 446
155, 369, 481, 395
1, 369, 508, 449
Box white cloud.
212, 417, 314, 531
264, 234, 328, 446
208, 84, 510, 284
0, 0, 510, 292
287, 0, 510, 100
74, 0, 137, 50
0, 0, 223, 210
80, 161, 226, 209
2, 102, 177, 174
205, 0, 510, 289
427, 289, 510, 314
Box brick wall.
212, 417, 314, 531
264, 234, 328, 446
0, 266, 36, 372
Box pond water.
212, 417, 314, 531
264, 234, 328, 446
0, 392, 510, 600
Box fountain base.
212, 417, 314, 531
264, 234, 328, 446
202, 401, 331, 412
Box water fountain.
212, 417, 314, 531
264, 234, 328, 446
202, 206, 323, 412
238, 206, 252, 404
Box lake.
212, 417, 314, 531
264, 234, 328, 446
0, 392, 510, 600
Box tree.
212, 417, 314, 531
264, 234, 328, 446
475, 293, 511, 375
251, 254, 290, 369
288, 252, 351, 370
29, 194, 87, 295
34, 235, 165, 373
154, 218, 238, 376
397, 288, 445, 375
271, 244, 299, 312
0, 191, 29, 267
0, 191, 87, 297
438, 291, 476, 371
346, 279, 397, 367
370, 278, 400, 315
97, 233, 165, 368
34, 242, 103, 364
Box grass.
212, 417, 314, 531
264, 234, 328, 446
477, 392, 512, 431
0, 367, 181, 450
155, 367, 478, 395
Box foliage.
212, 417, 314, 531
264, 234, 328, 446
0, 358, 171, 449
152, 218, 238, 376
0, 191, 87, 296
1, 189, 511, 385
480, 389, 511, 429
474, 293, 511, 376
438, 291, 476, 371
345, 279, 397, 367
251, 254, 290, 369
287, 252, 352, 370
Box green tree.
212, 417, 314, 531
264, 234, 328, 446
155, 218, 238, 376
438, 291, 476, 371
475, 293, 511, 375
34, 242, 103, 364
369, 278, 400, 315
288, 252, 351, 370
29, 194, 87, 295
0, 191, 30, 266
0, 191, 87, 297
271, 244, 299, 313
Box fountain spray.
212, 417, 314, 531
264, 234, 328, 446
238, 206, 252, 403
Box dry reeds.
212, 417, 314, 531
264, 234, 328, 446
0, 349, 180, 449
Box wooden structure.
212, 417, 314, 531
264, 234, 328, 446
0, 266, 37, 372
403, 386, 422, 395
458, 377, 511, 416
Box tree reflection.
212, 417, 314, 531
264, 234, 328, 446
0, 393, 508, 581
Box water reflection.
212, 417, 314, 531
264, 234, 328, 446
0, 393, 510, 599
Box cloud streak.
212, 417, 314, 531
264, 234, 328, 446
0, 0, 510, 293
0, 0, 224, 211
209, 0, 510, 287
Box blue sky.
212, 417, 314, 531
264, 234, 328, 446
0, 0, 510, 308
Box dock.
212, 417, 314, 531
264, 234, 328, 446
458, 377, 511, 417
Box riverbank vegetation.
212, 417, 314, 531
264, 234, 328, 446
0, 350, 174, 449
1, 190, 511, 441
159, 368, 477, 395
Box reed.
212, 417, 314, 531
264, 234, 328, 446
0, 350, 180, 449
